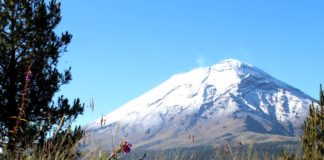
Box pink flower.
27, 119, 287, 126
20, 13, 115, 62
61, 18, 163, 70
25, 69, 32, 82
108, 140, 132, 159
122, 141, 132, 153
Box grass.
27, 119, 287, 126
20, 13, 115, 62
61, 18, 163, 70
79, 134, 301, 160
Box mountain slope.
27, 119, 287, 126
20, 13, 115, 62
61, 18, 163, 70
84, 59, 314, 150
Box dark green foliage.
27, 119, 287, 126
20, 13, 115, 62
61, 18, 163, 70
301, 85, 324, 159
0, 0, 84, 157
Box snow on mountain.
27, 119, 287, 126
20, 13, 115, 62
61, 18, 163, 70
84, 59, 314, 149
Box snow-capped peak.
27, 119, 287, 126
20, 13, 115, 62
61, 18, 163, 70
85, 59, 314, 150
212, 59, 245, 70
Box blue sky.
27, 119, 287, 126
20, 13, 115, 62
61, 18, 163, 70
55, 0, 324, 126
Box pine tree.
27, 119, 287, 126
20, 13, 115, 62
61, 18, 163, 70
301, 85, 324, 159
0, 0, 84, 156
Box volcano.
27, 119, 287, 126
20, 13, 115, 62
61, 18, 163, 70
84, 59, 313, 149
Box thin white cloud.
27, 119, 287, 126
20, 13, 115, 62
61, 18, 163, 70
196, 55, 207, 67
